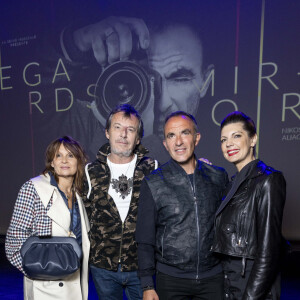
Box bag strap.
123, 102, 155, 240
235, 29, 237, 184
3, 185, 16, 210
68, 189, 76, 237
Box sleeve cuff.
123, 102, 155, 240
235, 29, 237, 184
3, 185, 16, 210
140, 275, 154, 289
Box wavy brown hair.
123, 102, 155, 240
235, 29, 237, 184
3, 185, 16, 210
43, 136, 88, 196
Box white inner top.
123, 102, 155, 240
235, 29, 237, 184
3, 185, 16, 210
107, 154, 137, 222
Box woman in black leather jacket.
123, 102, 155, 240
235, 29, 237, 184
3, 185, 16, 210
212, 111, 286, 300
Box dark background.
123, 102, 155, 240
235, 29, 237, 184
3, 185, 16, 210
0, 0, 299, 242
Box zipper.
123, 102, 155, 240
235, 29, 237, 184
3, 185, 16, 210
187, 174, 200, 280
118, 222, 124, 267
238, 211, 246, 247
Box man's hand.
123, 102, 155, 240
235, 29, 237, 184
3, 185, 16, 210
73, 16, 150, 66
143, 289, 159, 300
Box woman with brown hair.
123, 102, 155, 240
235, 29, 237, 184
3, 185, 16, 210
5, 136, 90, 300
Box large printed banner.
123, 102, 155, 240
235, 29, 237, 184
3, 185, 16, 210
0, 0, 299, 238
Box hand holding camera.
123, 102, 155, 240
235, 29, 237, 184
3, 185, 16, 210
71, 16, 159, 137
73, 16, 150, 66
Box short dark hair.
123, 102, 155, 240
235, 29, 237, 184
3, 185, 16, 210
221, 111, 257, 155
43, 136, 88, 196
105, 104, 144, 140
164, 111, 198, 137
221, 111, 256, 137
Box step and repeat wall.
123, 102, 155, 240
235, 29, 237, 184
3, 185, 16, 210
1, 0, 299, 239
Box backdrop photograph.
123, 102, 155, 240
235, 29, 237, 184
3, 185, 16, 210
0, 0, 299, 299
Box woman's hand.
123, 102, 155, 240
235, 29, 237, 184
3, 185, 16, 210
199, 157, 212, 165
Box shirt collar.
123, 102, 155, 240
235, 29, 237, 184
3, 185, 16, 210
49, 172, 59, 188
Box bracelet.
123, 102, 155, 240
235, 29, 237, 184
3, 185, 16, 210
143, 286, 154, 291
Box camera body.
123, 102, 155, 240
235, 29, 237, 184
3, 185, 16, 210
93, 60, 161, 136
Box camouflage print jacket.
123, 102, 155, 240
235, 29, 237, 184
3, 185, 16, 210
83, 143, 156, 272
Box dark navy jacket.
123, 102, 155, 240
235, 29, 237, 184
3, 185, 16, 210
136, 158, 228, 288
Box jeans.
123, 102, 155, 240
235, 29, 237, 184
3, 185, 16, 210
90, 264, 143, 300
156, 271, 224, 300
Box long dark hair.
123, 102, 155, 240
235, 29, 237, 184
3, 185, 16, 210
43, 136, 88, 195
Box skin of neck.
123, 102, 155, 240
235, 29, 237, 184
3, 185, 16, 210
57, 176, 75, 209
108, 152, 135, 164
180, 155, 197, 175
57, 176, 74, 194
235, 155, 256, 172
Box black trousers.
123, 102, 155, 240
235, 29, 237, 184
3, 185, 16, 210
156, 271, 224, 300
222, 256, 281, 300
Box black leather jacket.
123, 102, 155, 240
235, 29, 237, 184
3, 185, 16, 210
147, 159, 228, 272
212, 160, 286, 299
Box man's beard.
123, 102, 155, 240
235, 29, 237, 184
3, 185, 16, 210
110, 144, 134, 157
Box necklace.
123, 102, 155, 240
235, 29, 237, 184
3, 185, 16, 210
58, 184, 74, 208
108, 156, 135, 199
58, 186, 72, 198
65, 190, 72, 200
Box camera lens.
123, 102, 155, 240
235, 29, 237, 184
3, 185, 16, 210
104, 70, 142, 104
94, 61, 151, 116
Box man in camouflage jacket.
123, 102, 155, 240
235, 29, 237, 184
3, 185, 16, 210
83, 104, 157, 299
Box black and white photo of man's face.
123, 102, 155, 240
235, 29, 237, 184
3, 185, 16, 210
69, 16, 212, 143
148, 24, 211, 138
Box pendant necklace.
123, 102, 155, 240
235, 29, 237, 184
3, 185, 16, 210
108, 156, 134, 199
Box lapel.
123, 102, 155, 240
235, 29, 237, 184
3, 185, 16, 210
31, 174, 55, 208
215, 160, 261, 216
31, 174, 71, 233
215, 177, 241, 216
47, 190, 71, 232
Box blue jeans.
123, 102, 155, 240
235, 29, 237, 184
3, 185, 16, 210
90, 264, 143, 300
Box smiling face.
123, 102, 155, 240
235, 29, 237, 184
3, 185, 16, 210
148, 25, 211, 138
51, 144, 78, 179
163, 115, 200, 174
221, 122, 257, 171
105, 111, 140, 162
